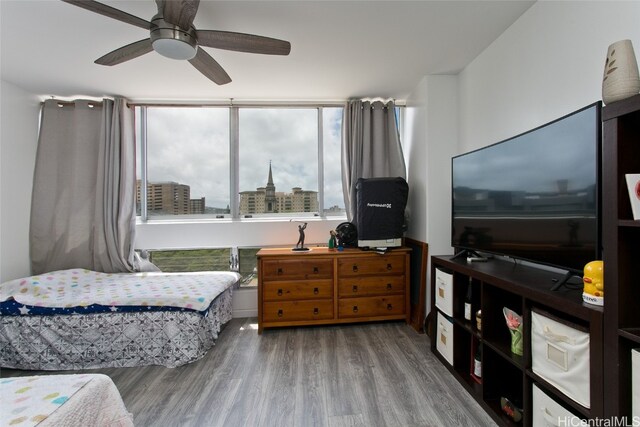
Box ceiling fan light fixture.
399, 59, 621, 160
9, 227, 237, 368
150, 15, 198, 60
152, 38, 197, 60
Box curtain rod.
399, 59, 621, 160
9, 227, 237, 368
128, 101, 347, 108
129, 101, 407, 108
42, 99, 406, 108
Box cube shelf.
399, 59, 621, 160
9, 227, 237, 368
602, 94, 640, 418
430, 255, 604, 426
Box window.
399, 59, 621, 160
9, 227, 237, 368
323, 107, 344, 216
146, 247, 259, 288
237, 247, 260, 287
239, 108, 318, 217
136, 104, 347, 220
136, 106, 230, 218
149, 248, 231, 272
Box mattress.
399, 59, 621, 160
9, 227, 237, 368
0, 270, 240, 370
0, 269, 240, 315
1, 374, 133, 427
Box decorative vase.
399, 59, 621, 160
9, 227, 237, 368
510, 326, 523, 356
503, 307, 523, 356
602, 39, 640, 105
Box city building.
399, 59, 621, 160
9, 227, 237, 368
239, 164, 318, 215
136, 180, 205, 215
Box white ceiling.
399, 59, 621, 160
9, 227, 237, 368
0, 0, 534, 102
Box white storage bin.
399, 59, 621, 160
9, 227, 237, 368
532, 384, 582, 427
531, 310, 590, 408
633, 348, 640, 419
436, 311, 454, 366
435, 268, 454, 317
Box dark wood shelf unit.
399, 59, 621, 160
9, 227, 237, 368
452, 317, 481, 339
618, 219, 640, 227
619, 328, 640, 345
602, 93, 640, 418
483, 339, 524, 370
430, 255, 604, 426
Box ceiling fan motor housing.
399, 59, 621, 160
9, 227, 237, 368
150, 14, 198, 60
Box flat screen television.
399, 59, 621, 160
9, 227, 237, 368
451, 102, 601, 274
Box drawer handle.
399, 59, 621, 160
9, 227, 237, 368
313, 266, 319, 274
387, 303, 393, 311
313, 287, 319, 295
386, 263, 392, 271
277, 309, 283, 317
352, 265, 358, 272
277, 268, 283, 275
353, 305, 359, 313
277, 289, 283, 296
352, 285, 358, 293
386, 283, 392, 290
313, 307, 319, 315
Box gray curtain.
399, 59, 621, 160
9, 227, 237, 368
30, 98, 136, 274
341, 99, 406, 225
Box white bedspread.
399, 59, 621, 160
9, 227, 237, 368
1, 374, 133, 427
0, 269, 240, 312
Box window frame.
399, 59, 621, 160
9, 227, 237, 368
136, 102, 347, 222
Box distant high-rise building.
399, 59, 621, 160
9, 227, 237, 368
239, 164, 318, 215
136, 180, 205, 215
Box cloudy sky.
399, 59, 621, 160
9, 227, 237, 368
139, 106, 343, 211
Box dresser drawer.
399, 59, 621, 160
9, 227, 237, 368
261, 259, 333, 280
263, 280, 333, 301
338, 276, 405, 297
337, 255, 405, 277
263, 300, 334, 322
338, 295, 405, 318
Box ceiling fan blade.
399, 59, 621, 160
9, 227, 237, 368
61, 0, 150, 30
188, 47, 231, 85
95, 39, 153, 66
197, 30, 291, 55
156, 0, 200, 30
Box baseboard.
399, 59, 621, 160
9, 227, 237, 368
232, 308, 258, 318
232, 287, 257, 319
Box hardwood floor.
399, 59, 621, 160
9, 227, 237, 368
2, 319, 496, 427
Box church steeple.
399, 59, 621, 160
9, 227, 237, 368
267, 161, 274, 186
265, 161, 276, 213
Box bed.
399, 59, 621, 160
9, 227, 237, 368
0, 269, 240, 370
1, 373, 133, 427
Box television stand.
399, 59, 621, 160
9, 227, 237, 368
430, 255, 604, 425
550, 271, 583, 291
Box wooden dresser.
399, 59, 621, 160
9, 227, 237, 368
257, 247, 410, 333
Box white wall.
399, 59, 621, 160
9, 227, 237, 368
135, 218, 344, 250
0, 80, 40, 282
404, 80, 428, 242
459, 1, 640, 153
405, 75, 458, 257
404, 75, 459, 315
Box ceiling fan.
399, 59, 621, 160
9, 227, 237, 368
61, 0, 291, 85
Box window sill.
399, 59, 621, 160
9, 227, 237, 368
136, 216, 346, 225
